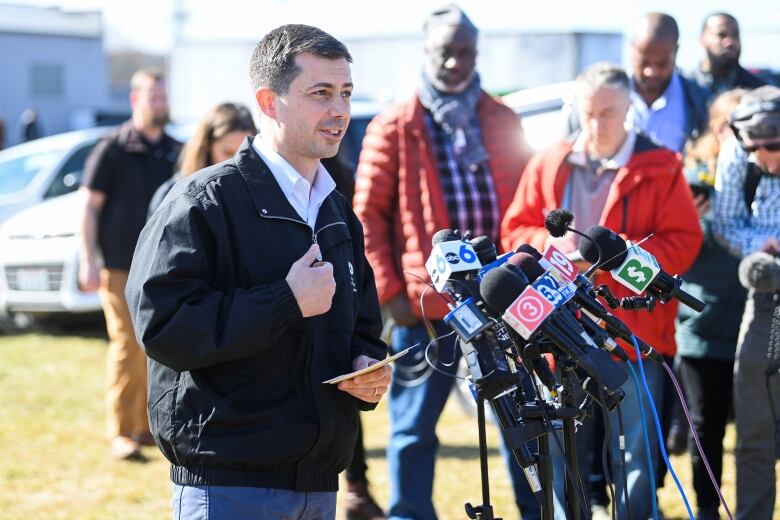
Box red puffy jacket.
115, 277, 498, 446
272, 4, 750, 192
354, 93, 531, 320
501, 134, 703, 359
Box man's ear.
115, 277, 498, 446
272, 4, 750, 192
255, 87, 277, 119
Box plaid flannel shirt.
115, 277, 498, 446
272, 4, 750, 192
424, 112, 500, 241
713, 137, 780, 256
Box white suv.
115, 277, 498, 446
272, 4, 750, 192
0, 190, 98, 314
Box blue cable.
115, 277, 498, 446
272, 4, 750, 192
631, 335, 695, 520
625, 360, 658, 520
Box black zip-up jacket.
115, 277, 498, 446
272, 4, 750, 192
125, 137, 387, 492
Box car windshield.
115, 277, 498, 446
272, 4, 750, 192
0, 149, 63, 196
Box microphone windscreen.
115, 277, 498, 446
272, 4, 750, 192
579, 225, 627, 271
508, 252, 546, 282
432, 229, 460, 246
480, 266, 529, 314
545, 209, 574, 238
516, 243, 542, 259
470, 235, 497, 264
738, 252, 780, 292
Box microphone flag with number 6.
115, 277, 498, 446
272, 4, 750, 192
425, 230, 482, 292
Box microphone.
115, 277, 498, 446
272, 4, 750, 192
544, 209, 575, 238
436, 243, 544, 499
578, 225, 705, 313
470, 235, 498, 265
425, 229, 482, 293
480, 262, 627, 394
738, 252, 780, 292
510, 252, 631, 361
544, 209, 605, 277
432, 228, 461, 245
515, 244, 661, 362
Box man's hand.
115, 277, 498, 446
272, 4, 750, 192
382, 294, 419, 327
78, 258, 100, 292
337, 355, 392, 403
286, 244, 336, 317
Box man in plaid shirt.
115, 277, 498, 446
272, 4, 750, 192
354, 5, 533, 519
712, 85, 780, 520
713, 88, 780, 256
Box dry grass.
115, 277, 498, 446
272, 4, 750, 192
1, 332, 779, 519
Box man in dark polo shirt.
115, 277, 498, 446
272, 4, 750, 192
79, 68, 181, 460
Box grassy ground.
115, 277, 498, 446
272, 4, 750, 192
1, 332, 778, 519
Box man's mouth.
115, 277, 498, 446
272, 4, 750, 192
320, 128, 344, 139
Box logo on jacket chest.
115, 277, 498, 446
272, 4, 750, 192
348, 261, 357, 293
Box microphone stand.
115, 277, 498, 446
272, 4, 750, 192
465, 397, 501, 520
559, 358, 585, 520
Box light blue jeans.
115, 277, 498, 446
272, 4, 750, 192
172, 484, 336, 520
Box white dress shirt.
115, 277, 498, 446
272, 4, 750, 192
252, 135, 336, 229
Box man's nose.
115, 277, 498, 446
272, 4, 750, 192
330, 98, 349, 118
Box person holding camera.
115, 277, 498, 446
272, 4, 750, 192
712, 85, 780, 520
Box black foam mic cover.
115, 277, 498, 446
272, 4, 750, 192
578, 225, 627, 271
545, 209, 574, 238
507, 252, 546, 282
432, 229, 460, 246
516, 244, 543, 259
480, 266, 529, 314
471, 235, 498, 264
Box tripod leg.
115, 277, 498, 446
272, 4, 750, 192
538, 433, 555, 520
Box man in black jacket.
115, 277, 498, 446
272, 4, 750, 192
691, 13, 767, 103
126, 24, 390, 519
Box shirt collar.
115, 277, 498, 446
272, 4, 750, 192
251, 134, 336, 208
568, 129, 637, 173
631, 71, 681, 112
252, 134, 336, 200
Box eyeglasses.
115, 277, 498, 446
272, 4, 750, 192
740, 141, 780, 153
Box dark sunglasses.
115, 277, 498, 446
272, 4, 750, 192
740, 141, 780, 153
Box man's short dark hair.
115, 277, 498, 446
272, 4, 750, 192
701, 12, 738, 34
249, 24, 352, 95
633, 12, 679, 45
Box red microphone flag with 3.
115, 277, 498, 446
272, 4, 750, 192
502, 286, 556, 340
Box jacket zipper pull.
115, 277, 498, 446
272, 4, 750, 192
312, 232, 323, 262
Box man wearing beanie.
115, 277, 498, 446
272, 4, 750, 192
354, 4, 534, 519
713, 84, 780, 520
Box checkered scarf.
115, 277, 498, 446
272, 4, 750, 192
418, 73, 489, 172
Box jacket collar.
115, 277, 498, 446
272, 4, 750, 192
116, 120, 179, 155
552, 131, 678, 205
233, 136, 345, 234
